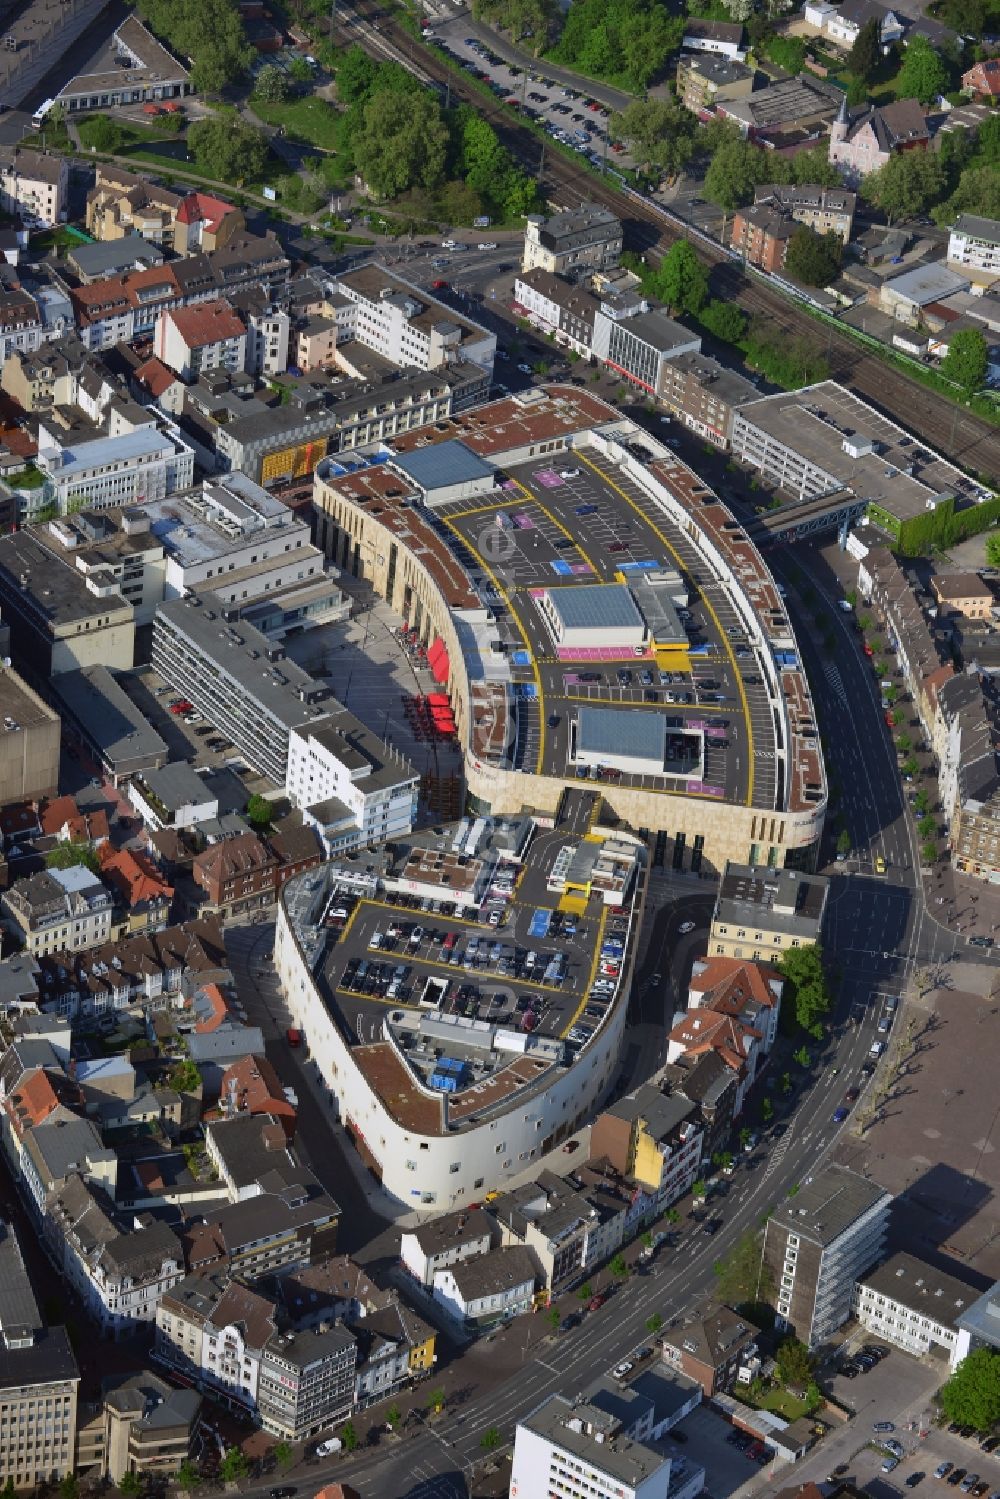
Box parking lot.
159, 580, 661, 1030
317, 820, 636, 1056
428, 26, 637, 172
429, 443, 774, 811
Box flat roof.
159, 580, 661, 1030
715, 862, 828, 932
147, 474, 305, 568
577, 707, 667, 764
883, 262, 970, 305
336, 264, 493, 345
519, 1392, 670, 1487
768, 1165, 890, 1247
0, 667, 58, 733
53, 666, 167, 769
390, 440, 494, 492
546, 583, 644, 632
859, 1252, 978, 1330
0, 530, 131, 628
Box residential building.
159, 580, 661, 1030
205, 1112, 312, 1204
658, 353, 757, 449
256, 1323, 357, 1440
154, 301, 247, 381
233, 289, 290, 378
76, 1371, 201, 1485
39, 795, 109, 848
0, 277, 44, 364
218, 1054, 296, 1141
829, 95, 929, 180
708, 863, 828, 961
286, 713, 419, 855
681, 17, 746, 57
0, 667, 61, 806
0, 1218, 80, 1489
807, 0, 905, 48
173, 193, 246, 257
17, 1111, 117, 1219
762, 1165, 892, 1347
128, 764, 220, 834
510, 1391, 678, 1499
67, 234, 165, 285
431, 1245, 538, 1329
590, 1083, 703, 1208
192, 825, 322, 918
511, 268, 601, 356
947, 214, 1000, 287
180, 1187, 339, 1282
676, 53, 755, 116
46, 1177, 185, 1338
0, 147, 68, 228
522, 206, 623, 276
2, 866, 113, 958
688, 956, 783, 1051
661, 1302, 760, 1396
152, 592, 334, 785
856, 547, 951, 741
930, 571, 994, 620
591, 306, 701, 399
853, 1252, 979, 1368
754, 183, 857, 243
731, 203, 797, 273
330, 265, 496, 375
400, 1210, 496, 1288
97, 844, 174, 937
86, 167, 184, 248
729, 380, 990, 550
293, 315, 337, 373
962, 57, 1000, 98
351, 1297, 436, 1409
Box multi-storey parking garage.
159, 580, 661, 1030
276, 385, 826, 1206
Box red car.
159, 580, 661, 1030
588, 1294, 606, 1311
169, 699, 194, 715
431, 279, 448, 290
863, 644, 874, 657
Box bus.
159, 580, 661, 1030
31, 98, 55, 130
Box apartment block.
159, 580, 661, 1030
590, 1083, 703, 1208
591, 306, 701, 399
754, 183, 857, 243
661, 1301, 759, 1397
522, 206, 623, 276
511, 268, 600, 356
2, 866, 113, 958
762, 1165, 892, 1347
0, 147, 68, 229
708, 862, 828, 961
947, 214, 1000, 287
287, 712, 419, 855
676, 53, 755, 115
154, 300, 247, 381
510, 1391, 680, 1499
730, 203, 797, 273
658, 352, 757, 449
331, 265, 496, 376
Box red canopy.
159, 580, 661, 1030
431, 647, 450, 685
427, 636, 446, 668
426, 693, 450, 707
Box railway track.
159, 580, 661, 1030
340, 4, 1000, 479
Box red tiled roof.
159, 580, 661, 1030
668, 1009, 759, 1073
7, 1069, 61, 1132
689, 956, 782, 1011
176, 191, 237, 232
98, 843, 173, 909
39, 795, 81, 837
70, 264, 181, 327
194, 982, 229, 1034
134, 356, 180, 398
219, 1053, 296, 1139
166, 298, 245, 349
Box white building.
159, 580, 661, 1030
36, 415, 194, 516
947, 213, 1000, 288
853, 1252, 976, 1369
331, 265, 496, 375
432, 1246, 537, 1328
0, 147, 68, 228
286, 714, 418, 855
400, 1211, 495, 1288
510, 1391, 684, 1499
522, 206, 623, 276
537, 583, 647, 651
2, 866, 113, 958
153, 299, 247, 381
128, 763, 219, 833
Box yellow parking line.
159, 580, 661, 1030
561, 905, 609, 1038
507, 480, 600, 576
557, 692, 732, 713
438, 513, 547, 775
446, 499, 522, 520
576, 454, 755, 808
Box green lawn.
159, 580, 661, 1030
251, 94, 342, 152
30, 225, 92, 255
745, 1386, 813, 1421
117, 138, 285, 194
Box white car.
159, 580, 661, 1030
559, 467, 580, 478
441, 238, 458, 249
517, 362, 533, 375
613, 1361, 633, 1379
870, 1040, 885, 1057
478, 240, 498, 249
314, 1437, 342, 1457
678, 921, 695, 934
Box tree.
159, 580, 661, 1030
188, 116, 270, 185
699, 298, 747, 344
610, 1253, 629, 1279
764, 34, 806, 73
288, 55, 314, 83
901, 756, 919, 777
791, 142, 844, 189
168, 1059, 201, 1094
118, 1475, 143, 1498
792, 1044, 811, 1067
654, 240, 708, 316
79, 113, 128, 152
340, 1419, 359, 1451
914, 788, 931, 815
245, 793, 273, 829
713, 1230, 770, 1305
646, 1312, 663, 1334
918, 814, 937, 837
848, 16, 881, 82
354, 88, 448, 199
896, 733, 912, 753
691, 1180, 706, 1200
254, 63, 290, 102
547, 1306, 561, 1332
784, 225, 842, 287
778, 945, 832, 1037
475, 0, 558, 55
544, 0, 683, 88
46, 841, 100, 875
776, 1337, 814, 1387
896, 34, 949, 104
219, 1449, 249, 1483
705, 134, 776, 210
922, 839, 938, 864
427, 1389, 446, 1415
335, 44, 380, 105
611, 97, 695, 177
577, 1281, 593, 1301
480, 1426, 502, 1451
175, 1461, 201, 1490
273, 1442, 293, 1471
836, 827, 852, 856
942, 1349, 1000, 1431
761, 1096, 775, 1121
386, 1404, 402, 1430
59, 1477, 79, 1499
138, 0, 253, 93
942, 328, 988, 397
863, 148, 946, 223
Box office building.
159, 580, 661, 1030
40, 508, 167, 627
35, 415, 195, 515
762, 1165, 892, 1347
709, 862, 828, 960
0, 668, 61, 806
947, 214, 1000, 287
591, 306, 701, 398
0, 529, 137, 677
152, 592, 334, 784
853, 1252, 978, 1368
331, 265, 496, 376
510, 1391, 677, 1499
55, 14, 191, 116
0, 147, 68, 229
0, 1219, 80, 1489
522, 206, 623, 276
287, 713, 418, 854
658, 352, 757, 449
676, 53, 755, 115
75, 1371, 200, 1485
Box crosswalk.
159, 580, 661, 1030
824, 663, 848, 706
